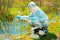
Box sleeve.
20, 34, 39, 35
20, 12, 33, 21
20, 16, 30, 21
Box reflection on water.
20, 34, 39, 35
0, 18, 29, 35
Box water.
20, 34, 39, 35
0, 18, 29, 35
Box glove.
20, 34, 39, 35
16, 15, 21, 19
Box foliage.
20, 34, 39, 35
0, 0, 60, 40
0, 0, 60, 21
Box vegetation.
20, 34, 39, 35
0, 0, 60, 40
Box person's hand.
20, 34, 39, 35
16, 15, 21, 19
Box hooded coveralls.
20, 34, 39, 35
16, 9, 49, 29
16, 2, 49, 29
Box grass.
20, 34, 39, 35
12, 19, 60, 40
18, 15, 60, 40
0, 14, 60, 40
